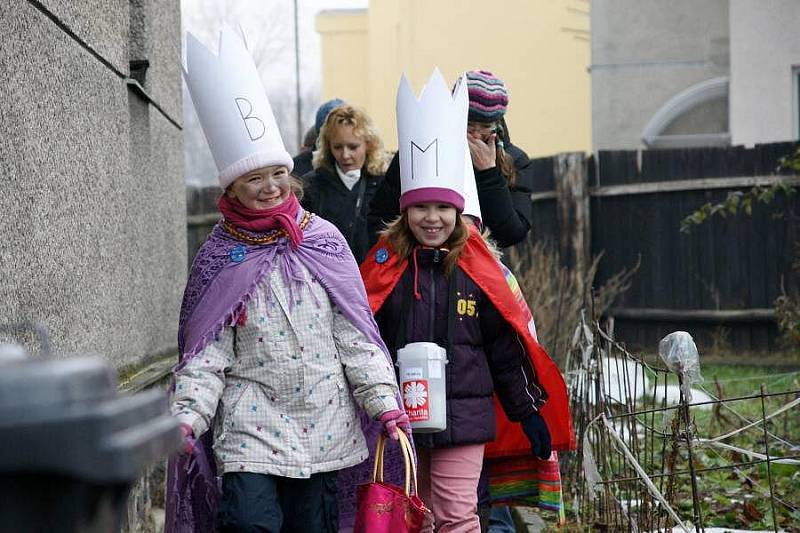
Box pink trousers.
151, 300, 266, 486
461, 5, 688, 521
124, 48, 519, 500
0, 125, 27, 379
416, 444, 485, 533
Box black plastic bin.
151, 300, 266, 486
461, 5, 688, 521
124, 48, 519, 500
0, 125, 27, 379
0, 346, 181, 532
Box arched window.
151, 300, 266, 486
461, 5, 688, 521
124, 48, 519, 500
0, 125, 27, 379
641, 77, 730, 148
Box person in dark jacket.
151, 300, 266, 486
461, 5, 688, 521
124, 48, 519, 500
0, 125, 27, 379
291, 125, 318, 178
301, 104, 389, 263
292, 98, 346, 177
368, 70, 533, 249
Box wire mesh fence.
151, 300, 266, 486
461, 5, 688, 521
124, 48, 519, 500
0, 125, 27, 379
562, 314, 800, 532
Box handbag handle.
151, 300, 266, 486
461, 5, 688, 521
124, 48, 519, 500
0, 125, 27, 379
372, 431, 418, 497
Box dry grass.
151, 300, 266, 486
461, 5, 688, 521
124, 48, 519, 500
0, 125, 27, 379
505, 240, 639, 363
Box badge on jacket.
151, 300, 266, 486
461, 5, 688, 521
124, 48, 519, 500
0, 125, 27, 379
230, 245, 246, 263
375, 247, 389, 264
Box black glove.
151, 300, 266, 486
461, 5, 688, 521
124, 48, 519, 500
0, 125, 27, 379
521, 412, 551, 459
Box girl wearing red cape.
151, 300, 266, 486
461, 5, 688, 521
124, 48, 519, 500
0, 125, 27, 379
360, 69, 574, 532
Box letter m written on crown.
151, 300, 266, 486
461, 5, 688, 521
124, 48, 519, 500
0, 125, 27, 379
410, 139, 438, 180
234, 97, 266, 141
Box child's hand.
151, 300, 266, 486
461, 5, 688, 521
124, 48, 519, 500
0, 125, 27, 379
378, 409, 411, 440
467, 133, 497, 171
180, 423, 196, 455
521, 412, 551, 459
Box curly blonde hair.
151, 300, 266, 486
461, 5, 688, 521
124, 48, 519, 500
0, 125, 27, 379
312, 104, 389, 176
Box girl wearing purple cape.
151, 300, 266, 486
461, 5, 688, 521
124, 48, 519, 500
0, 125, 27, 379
166, 27, 409, 532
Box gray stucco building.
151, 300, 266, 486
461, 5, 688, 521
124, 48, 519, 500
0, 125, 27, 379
0, 1, 185, 371
591, 0, 800, 151
591, 0, 730, 151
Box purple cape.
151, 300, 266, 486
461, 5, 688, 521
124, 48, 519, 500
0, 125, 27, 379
165, 212, 408, 532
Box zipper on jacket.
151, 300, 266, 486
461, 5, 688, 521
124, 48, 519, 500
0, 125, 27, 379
350, 176, 368, 242
430, 248, 442, 336
429, 249, 441, 340
429, 268, 436, 340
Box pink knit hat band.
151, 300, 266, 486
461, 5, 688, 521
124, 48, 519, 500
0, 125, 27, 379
400, 187, 465, 212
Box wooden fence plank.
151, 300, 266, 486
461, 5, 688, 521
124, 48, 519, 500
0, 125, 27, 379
607, 307, 775, 322
596, 150, 638, 186
555, 153, 591, 291
590, 175, 800, 198
530, 175, 800, 202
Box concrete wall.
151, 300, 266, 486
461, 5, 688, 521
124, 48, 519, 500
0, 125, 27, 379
730, 0, 800, 146
0, 1, 185, 370
317, 0, 591, 158
591, 0, 730, 150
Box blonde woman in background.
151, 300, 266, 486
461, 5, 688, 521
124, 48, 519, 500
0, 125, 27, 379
301, 104, 389, 263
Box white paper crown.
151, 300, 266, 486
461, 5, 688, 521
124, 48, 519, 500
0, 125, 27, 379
462, 147, 481, 220
396, 69, 469, 211
183, 26, 293, 189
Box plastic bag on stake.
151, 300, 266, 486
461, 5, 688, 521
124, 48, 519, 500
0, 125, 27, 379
658, 331, 703, 402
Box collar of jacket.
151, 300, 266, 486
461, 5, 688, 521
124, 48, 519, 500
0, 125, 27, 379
316, 165, 372, 189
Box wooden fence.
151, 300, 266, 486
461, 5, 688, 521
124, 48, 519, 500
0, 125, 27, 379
519, 141, 800, 354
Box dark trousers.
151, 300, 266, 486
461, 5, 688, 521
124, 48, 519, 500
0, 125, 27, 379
217, 471, 338, 533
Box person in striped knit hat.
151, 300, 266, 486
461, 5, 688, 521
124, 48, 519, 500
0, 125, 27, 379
466, 70, 553, 533
465, 69, 507, 120
463, 70, 521, 221
368, 69, 534, 251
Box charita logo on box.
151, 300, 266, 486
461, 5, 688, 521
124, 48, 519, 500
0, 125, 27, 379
396, 342, 447, 433
403, 380, 430, 421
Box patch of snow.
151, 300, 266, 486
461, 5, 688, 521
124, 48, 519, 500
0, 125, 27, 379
651, 384, 714, 410
586, 357, 650, 405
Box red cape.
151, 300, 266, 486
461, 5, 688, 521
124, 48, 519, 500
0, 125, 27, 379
360, 228, 575, 454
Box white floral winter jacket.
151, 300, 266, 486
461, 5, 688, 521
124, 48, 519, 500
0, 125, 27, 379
172, 265, 399, 478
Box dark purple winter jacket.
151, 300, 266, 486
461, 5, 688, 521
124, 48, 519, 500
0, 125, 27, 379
375, 248, 547, 448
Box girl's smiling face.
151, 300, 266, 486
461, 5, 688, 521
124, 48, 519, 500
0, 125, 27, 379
226, 165, 290, 209
406, 203, 457, 247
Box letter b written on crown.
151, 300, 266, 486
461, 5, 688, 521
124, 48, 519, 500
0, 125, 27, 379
410, 139, 438, 180
234, 97, 266, 141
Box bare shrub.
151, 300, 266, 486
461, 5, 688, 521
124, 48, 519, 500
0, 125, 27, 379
505, 240, 639, 363
774, 241, 800, 350
707, 326, 732, 357
775, 292, 800, 349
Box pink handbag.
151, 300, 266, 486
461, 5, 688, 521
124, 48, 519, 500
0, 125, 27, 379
353, 431, 429, 533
